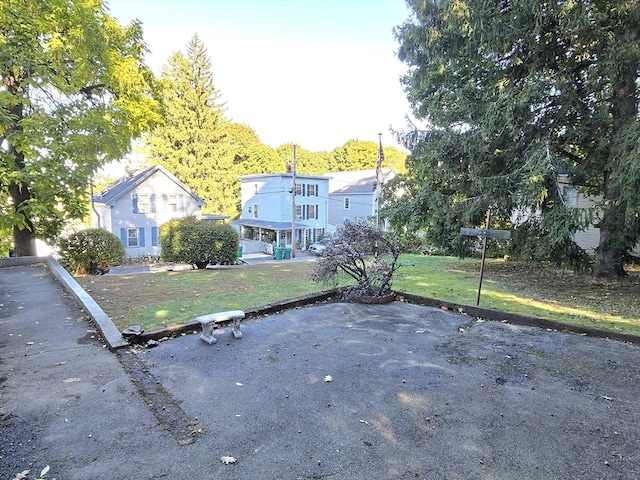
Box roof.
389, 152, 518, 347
240, 172, 328, 181
230, 219, 310, 230
326, 168, 396, 195
92, 164, 206, 207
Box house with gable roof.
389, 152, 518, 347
90, 164, 208, 258
231, 172, 329, 253
326, 168, 396, 232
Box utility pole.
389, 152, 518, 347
290, 144, 297, 258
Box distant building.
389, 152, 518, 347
90, 164, 207, 258
326, 168, 396, 233
232, 173, 329, 254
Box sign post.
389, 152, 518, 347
460, 209, 511, 305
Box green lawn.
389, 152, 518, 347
79, 255, 640, 335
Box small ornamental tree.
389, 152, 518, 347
309, 219, 403, 298
58, 228, 125, 275
159, 217, 239, 269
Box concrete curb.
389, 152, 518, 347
130, 289, 339, 342
396, 291, 640, 345
0, 256, 128, 350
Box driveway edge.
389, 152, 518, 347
0, 256, 128, 350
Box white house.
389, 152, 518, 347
326, 168, 397, 233
232, 172, 330, 253
91, 164, 206, 258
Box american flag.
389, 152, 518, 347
376, 137, 384, 197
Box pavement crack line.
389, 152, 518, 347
116, 348, 202, 445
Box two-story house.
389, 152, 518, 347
91, 164, 206, 258
232, 173, 329, 254
326, 168, 396, 232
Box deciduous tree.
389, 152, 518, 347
0, 0, 160, 255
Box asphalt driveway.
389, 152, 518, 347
2, 260, 640, 479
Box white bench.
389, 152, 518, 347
196, 310, 245, 345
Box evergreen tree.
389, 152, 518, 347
392, 0, 640, 276
145, 35, 236, 217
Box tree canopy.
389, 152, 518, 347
390, 0, 639, 276
1, 0, 160, 255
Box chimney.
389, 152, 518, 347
124, 162, 132, 178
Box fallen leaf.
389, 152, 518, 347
220, 456, 237, 464
26, 342, 34, 346
602, 396, 614, 401
11, 471, 29, 480
359, 419, 368, 424
53, 362, 66, 366
324, 375, 333, 382
235, 382, 243, 387
63, 378, 81, 383
39, 465, 50, 477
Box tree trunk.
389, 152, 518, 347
6, 78, 38, 257
9, 167, 38, 257
593, 66, 636, 277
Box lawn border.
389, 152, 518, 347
396, 291, 640, 345
6, 256, 638, 348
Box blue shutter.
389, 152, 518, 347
138, 227, 145, 247
151, 227, 159, 246
120, 228, 127, 246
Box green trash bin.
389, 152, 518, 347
237, 246, 243, 258
283, 247, 291, 259
274, 247, 283, 260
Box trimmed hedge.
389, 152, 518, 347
160, 217, 239, 269
59, 228, 126, 275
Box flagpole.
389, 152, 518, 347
376, 133, 383, 228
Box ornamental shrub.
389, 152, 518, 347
159, 217, 239, 269
58, 228, 125, 275
309, 219, 403, 298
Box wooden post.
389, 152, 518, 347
460, 209, 511, 306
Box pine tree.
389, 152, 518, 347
392, 0, 640, 276
145, 34, 236, 217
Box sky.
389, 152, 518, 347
107, 0, 414, 153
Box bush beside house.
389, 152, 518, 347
58, 228, 126, 275
160, 216, 239, 269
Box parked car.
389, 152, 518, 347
308, 238, 331, 255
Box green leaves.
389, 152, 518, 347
392, 0, 639, 274
1, 0, 161, 254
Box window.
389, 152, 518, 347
296, 205, 303, 220
314, 228, 324, 242
121, 227, 146, 248
138, 194, 150, 213
253, 204, 259, 218
308, 184, 318, 196
295, 184, 302, 196
344, 197, 350, 210
308, 204, 318, 220
168, 195, 178, 212
562, 186, 578, 207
